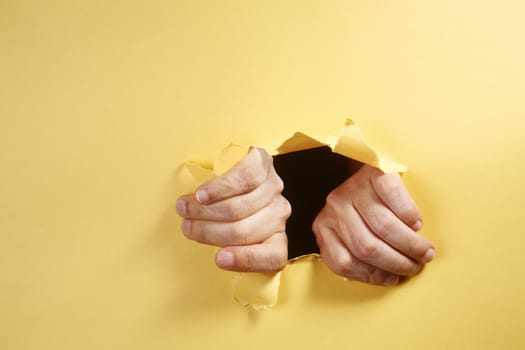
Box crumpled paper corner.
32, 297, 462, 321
185, 119, 406, 310
276, 119, 406, 173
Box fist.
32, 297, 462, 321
312, 164, 435, 286
176, 147, 291, 272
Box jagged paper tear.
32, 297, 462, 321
184, 119, 406, 310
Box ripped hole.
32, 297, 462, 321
273, 146, 363, 259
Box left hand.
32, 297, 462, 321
312, 164, 435, 286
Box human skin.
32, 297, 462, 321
176, 149, 435, 285
312, 164, 435, 286
176, 147, 291, 272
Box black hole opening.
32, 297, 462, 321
273, 146, 363, 259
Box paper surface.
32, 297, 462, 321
4, 2, 525, 348
187, 119, 406, 309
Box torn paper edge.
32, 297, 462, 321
185, 118, 406, 310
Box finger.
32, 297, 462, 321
194, 147, 273, 204
368, 166, 423, 230
176, 168, 284, 222
181, 196, 291, 246
215, 232, 288, 272
314, 222, 400, 286
352, 186, 435, 263
337, 204, 422, 276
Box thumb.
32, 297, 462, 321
215, 232, 288, 272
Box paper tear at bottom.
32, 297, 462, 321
231, 254, 322, 310
231, 272, 281, 310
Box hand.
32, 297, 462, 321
176, 147, 291, 272
312, 164, 435, 286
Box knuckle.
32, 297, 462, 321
406, 239, 429, 259
312, 210, 328, 234
273, 175, 284, 194
280, 197, 292, 220
409, 263, 423, 276
270, 196, 292, 224
238, 165, 265, 191
255, 147, 272, 166
312, 217, 321, 234
353, 238, 379, 261
403, 198, 417, 213
221, 199, 247, 220
188, 221, 203, 242
268, 250, 288, 272
329, 252, 354, 277
184, 200, 198, 218
325, 191, 339, 208
313, 229, 322, 246
402, 242, 418, 258
238, 249, 254, 271
366, 268, 388, 285
221, 201, 238, 219
376, 176, 402, 199
403, 203, 419, 222
395, 259, 421, 276
395, 198, 418, 219
372, 216, 396, 238
229, 223, 248, 245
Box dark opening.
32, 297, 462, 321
273, 146, 363, 259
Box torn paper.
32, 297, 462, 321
185, 118, 406, 310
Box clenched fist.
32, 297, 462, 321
312, 164, 435, 286
176, 147, 291, 272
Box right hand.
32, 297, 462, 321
176, 147, 291, 273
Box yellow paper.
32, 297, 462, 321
188, 119, 405, 309
3, 1, 525, 349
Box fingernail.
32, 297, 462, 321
384, 275, 399, 286
422, 248, 435, 263
181, 219, 191, 236
175, 199, 186, 217
216, 251, 234, 268
412, 220, 423, 231
195, 189, 209, 203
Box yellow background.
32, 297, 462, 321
2, 1, 525, 349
